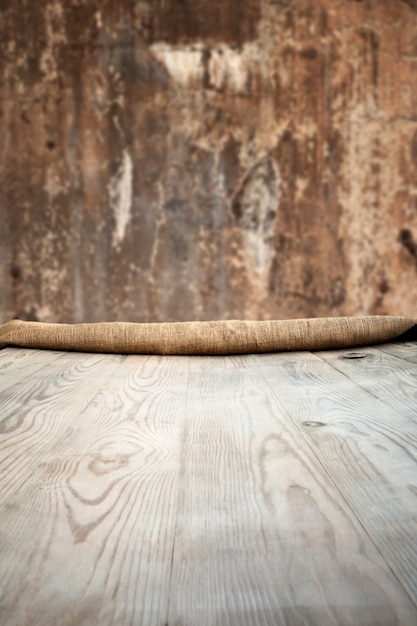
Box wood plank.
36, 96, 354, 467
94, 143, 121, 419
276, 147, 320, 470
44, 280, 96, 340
0, 350, 190, 626
375, 341, 417, 365
0, 350, 128, 504
245, 351, 417, 612
167, 355, 417, 626
314, 343, 417, 418
0, 346, 62, 373
0, 347, 70, 387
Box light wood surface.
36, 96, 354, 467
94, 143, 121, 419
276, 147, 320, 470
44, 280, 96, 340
1, 344, 417, 625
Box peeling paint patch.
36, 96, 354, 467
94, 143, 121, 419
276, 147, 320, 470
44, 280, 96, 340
44, 166, 68, 199
232, 157, 280, 272
207, 43, 260, 93
150, 42, 262, 93
150, 43, 205, 86
39, 0, 66, 82
109, 149, 133, 247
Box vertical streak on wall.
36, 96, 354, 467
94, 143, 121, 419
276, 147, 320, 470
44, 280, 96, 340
66, 88, 85, 324
110, 149, 133, 248
0, 99, 12, 321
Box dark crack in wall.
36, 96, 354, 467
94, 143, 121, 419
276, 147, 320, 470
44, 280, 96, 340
1, 0, 417, 323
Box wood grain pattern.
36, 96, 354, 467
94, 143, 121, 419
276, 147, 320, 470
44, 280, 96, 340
0, 348, 190, 626
376, 341, 417, 365
167, 355, 417, 625
315, 344, 417, 418
1, 345, 417, 625
247, 350, 417, 608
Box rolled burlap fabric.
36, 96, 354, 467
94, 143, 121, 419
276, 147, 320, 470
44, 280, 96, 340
0, 316, 415, 355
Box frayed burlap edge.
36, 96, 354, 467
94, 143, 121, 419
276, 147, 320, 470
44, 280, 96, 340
0, 316, 416, 355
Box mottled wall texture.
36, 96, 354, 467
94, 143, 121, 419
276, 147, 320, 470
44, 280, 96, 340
1, 0, 417, 324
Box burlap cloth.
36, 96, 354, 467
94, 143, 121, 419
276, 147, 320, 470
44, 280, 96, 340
0, 316, 416, 355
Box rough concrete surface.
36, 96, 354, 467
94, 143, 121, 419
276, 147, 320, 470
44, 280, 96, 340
1, 0, 417, 324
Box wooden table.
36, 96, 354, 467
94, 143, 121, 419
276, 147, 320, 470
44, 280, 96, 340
1, 341, 417, 625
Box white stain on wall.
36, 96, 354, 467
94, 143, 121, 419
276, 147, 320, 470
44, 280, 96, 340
209, 44, 260, 93
235, 157, 280, 273
150, 43, 205, 86
44, 165, 68, 199
39, 0, 67, 82
109, 149, 133, 246
150, 42, 262, 94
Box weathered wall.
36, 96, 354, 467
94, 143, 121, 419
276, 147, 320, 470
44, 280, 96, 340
1, 0, 417, 323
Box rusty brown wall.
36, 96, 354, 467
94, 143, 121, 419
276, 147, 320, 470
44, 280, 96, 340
1, 0, 417, 324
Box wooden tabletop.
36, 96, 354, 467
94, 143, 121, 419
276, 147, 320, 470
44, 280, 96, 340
1, 342, 417, 625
